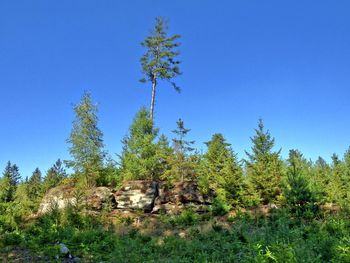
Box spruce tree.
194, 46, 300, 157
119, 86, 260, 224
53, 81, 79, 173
98, 157, 120, 187
119, 108, 160, 181
344, 147, 350, 178
341, 148, 350, 207
28, 168, 42, 200
245, 119, 282, 204
43, 159, 67, 192
13, 182, 33, 219
155, 134, 174, 179
0, 162, 21, 202
66, 92, 106, 187
163, 119, 196, 182
200, 133, 243, 205
327, 154, 346, 205
284, 150, 318, 217
311, 157, 331, 201
140, 17, 181, 124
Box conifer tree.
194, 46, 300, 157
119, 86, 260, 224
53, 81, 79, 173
344, 147, 350, 184
43, 159, 67, 193
13, 182, 33, 217
163, 119, 196, 182
340, 148, 350, 207
27, 168, 42, 200
284, 150, 318, 217
325, 151, 350, 208
66, 92, 106, 187
98, 157, 120, 187
200, 133, 243, 205
344, 147, 350, 178
140, 17, 181, 124
245, 119, 282, 204
155, 134, 174, 178
119, 108, 160, 181
0, 162, 20, 202
311, 157, 331, 201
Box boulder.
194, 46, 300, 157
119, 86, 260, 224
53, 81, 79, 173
114, 181, 158, 212
38, 185, 116, 214
38, 185, 77, 214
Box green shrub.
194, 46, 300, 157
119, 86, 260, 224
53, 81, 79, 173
1, 230, 23, 246
210, 197, 231, 216
178, 208, 199, 226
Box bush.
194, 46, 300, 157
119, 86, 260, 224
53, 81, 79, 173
210, 197, 231, 216
1, 230, 23, 246
178, 208, 199, 226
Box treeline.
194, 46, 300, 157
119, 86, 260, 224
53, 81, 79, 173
1, 91, 350, 231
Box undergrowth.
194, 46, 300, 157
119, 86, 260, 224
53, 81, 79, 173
1, 207, 350, 262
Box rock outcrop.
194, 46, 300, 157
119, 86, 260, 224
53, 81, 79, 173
86, 187, 116, 211
152, 181, 214, 215
38, 180, 213, 216
38, 185, 116, 214
114, 181, 158, 212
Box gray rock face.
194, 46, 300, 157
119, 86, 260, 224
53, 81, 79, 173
114, 181, 159, 212
38, 180, 213, 216
152, 181, 214, 215
38, 185, 116, 214
86, 187, 116, 211
38, 185, 77, 214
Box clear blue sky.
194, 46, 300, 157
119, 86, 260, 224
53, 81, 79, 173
1, 0, 350, 178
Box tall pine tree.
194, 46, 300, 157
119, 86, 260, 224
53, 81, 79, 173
140, 17, 181, 124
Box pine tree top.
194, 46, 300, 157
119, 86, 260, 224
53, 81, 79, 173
140, 17, 181, 91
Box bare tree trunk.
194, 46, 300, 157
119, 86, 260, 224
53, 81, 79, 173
150, 77, 157, 125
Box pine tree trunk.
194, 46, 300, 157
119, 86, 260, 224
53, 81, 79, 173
150, 77, 157, 125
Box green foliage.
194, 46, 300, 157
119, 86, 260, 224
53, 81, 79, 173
28, 168, 42, 199
245, 119, 283, 204
210, 196, 231, 216
176, 208, 199, 226
162, 118, 197, 183
42, 159, 67, 193
0, 161, 20, 202
140, 17, 181, 122
65, 92, 106, 188
310, 157, 331, 203
1, 230, 24, 246
140, 17, 181, 87
325, 154, 345, 205
119, 108, 163, 181
97, 157, 120, 187
3, 208, 350, 262
199, 133, 244, 205
283, 150, 319, 218
161, 208, 200, 227
155, 134, 173, 177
